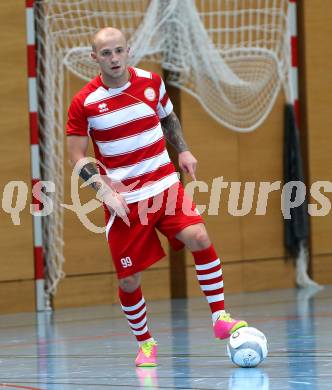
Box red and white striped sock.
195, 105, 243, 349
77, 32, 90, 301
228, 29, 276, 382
119, 286, 153, 344
192, 245, 225, 323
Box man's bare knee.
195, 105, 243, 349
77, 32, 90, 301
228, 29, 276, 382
119, 273, 141, 293
177, 224, 211, 251
193, 227, 211, 249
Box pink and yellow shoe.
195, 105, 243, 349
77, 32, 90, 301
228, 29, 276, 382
214, 312, 248, 339
135, 340, 158, 367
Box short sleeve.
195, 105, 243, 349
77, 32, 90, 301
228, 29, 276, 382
156, 77, 173, 119
66, 95, 89, 136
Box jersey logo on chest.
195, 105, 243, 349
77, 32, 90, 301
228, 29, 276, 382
144, 87, 156, 102
98, 102, 109, 113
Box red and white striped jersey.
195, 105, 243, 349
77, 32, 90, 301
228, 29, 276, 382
67, 67, 179, 203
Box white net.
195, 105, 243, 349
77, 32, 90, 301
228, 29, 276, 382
34, 0, 291, 295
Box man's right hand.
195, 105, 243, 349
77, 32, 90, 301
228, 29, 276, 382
96, 185, 130, 226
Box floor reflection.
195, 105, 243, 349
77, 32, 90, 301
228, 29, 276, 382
36, 311, 56, 389
135, 367, 159, 390
228, 368, 269, 390
286, 286, 321, 390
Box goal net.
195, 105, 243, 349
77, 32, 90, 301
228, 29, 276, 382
34, 0, 291, 296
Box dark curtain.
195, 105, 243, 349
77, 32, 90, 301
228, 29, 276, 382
283, 103, 309, 258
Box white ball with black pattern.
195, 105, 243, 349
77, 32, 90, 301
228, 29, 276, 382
227, 327, 268, 368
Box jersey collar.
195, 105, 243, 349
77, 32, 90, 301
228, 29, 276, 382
98, 67, 134, 95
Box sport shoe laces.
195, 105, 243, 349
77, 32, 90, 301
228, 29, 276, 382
218, 312, 233, 322
141, 340, 157, 358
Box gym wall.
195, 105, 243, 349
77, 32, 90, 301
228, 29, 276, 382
0, 1, 35, 312
303, 0, 332, 284
0, 0, 331, 313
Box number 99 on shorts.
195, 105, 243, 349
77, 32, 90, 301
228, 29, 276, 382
120, 256, 133, 268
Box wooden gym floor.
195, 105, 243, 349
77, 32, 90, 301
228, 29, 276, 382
0, 285, 331, 389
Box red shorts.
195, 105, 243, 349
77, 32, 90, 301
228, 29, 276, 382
104, 182, 203, 278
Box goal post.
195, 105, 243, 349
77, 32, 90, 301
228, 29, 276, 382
26, 0, 46, 311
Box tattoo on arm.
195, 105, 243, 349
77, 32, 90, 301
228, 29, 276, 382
79, 162, 101, 191
160, 112, 188, 153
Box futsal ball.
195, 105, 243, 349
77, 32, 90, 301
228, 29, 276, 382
227, 327, 268, 368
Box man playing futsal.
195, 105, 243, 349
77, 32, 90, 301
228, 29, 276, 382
66, 27, 247, 367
